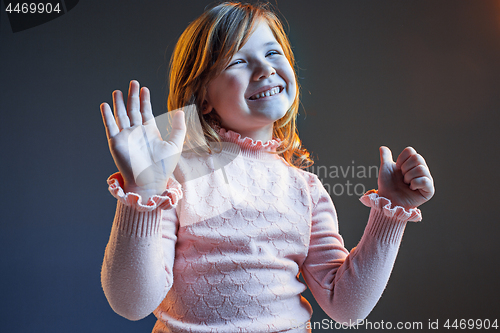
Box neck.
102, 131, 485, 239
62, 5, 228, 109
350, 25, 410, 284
217, 127, 281, 160
221, 123, 273, 143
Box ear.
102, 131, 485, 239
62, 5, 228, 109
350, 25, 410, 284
201, 100, 213, 115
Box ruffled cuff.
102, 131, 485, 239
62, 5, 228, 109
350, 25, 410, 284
107, 172, 182, 212
360, 190, 422, 222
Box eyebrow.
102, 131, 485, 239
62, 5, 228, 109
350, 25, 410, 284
235, 40, 281, 56
263, 41, 280, 47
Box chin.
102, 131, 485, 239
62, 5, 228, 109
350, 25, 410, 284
254, 105, 289, 120
257, 112, 287, 124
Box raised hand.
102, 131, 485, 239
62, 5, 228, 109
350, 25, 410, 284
377, 146, 434, 209
100, 80, 186, 201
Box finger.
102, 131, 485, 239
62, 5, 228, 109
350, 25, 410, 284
127, 80, 143, 126
112, 90, 130, 130
168, 110, 187, 151
409, 176, 435, 197
379, 146, 394, 166
395, 146, 417, 169
400, 153, 428, 174
403, 164, 432, 185
140, 87, 155, 123
100, 103, 120, 139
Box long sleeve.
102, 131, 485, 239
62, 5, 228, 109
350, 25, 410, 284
100, 131, 424, 332
101, 173, 182, 321
301, 179, 421, 325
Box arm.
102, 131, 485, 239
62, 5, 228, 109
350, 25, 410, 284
101, 173, 182, 320
301, 186, 419, 324
302, 146, 434, 324
99, 80, 186, 320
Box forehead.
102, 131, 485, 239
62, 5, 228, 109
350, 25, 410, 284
239, 21, 280, 51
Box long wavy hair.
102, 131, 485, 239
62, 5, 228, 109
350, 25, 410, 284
167, 1, 312, 168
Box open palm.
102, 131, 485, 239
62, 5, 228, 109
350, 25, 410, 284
100, 80, 186, 201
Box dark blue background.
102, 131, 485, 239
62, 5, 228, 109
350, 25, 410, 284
1, 1, 499, 332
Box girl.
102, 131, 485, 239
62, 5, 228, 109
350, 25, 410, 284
100, 2, 434, 332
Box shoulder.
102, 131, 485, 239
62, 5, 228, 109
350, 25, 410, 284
289, 166, 331, 207
292, 167, 321, 186
292, 167, 338, 231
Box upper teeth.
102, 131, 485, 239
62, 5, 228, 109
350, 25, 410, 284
250, 87, 281, 100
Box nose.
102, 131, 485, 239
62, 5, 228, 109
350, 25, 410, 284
252, 60, 276, 81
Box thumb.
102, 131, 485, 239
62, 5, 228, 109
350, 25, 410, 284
379, 146, 394, 166
169, 110, 187, 152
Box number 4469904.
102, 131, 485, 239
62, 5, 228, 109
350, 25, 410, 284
444, 319, 498, 330
5, 3, 61, 14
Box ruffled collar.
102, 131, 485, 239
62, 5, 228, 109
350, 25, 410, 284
216, 128, 281, 160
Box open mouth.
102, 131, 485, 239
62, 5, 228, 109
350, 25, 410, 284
248, 86, 283, 100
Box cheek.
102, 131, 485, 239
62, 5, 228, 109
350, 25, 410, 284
209, 76, 245, 105
279, 61, 296, 93
226, 76, 246, 94
284, 69, 297, 101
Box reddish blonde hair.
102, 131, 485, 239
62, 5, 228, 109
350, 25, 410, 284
168, 1, 312, 168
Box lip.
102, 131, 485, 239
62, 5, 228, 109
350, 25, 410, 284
247, 85, 283, 100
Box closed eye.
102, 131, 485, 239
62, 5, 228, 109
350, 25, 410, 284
227, 59, 245, 69
266, 50, 281, 57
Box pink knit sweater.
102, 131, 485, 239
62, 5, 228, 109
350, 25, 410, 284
101, 129, 422, 333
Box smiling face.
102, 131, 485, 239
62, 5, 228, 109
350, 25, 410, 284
204, 20, 297, 141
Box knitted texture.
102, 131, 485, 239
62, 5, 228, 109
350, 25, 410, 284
101, 130, 418, 333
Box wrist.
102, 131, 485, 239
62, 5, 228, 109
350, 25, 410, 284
360, 190, 422, 222
123, 183, 164, 202
375, 189, 391, 202
372, 189, 418, 211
